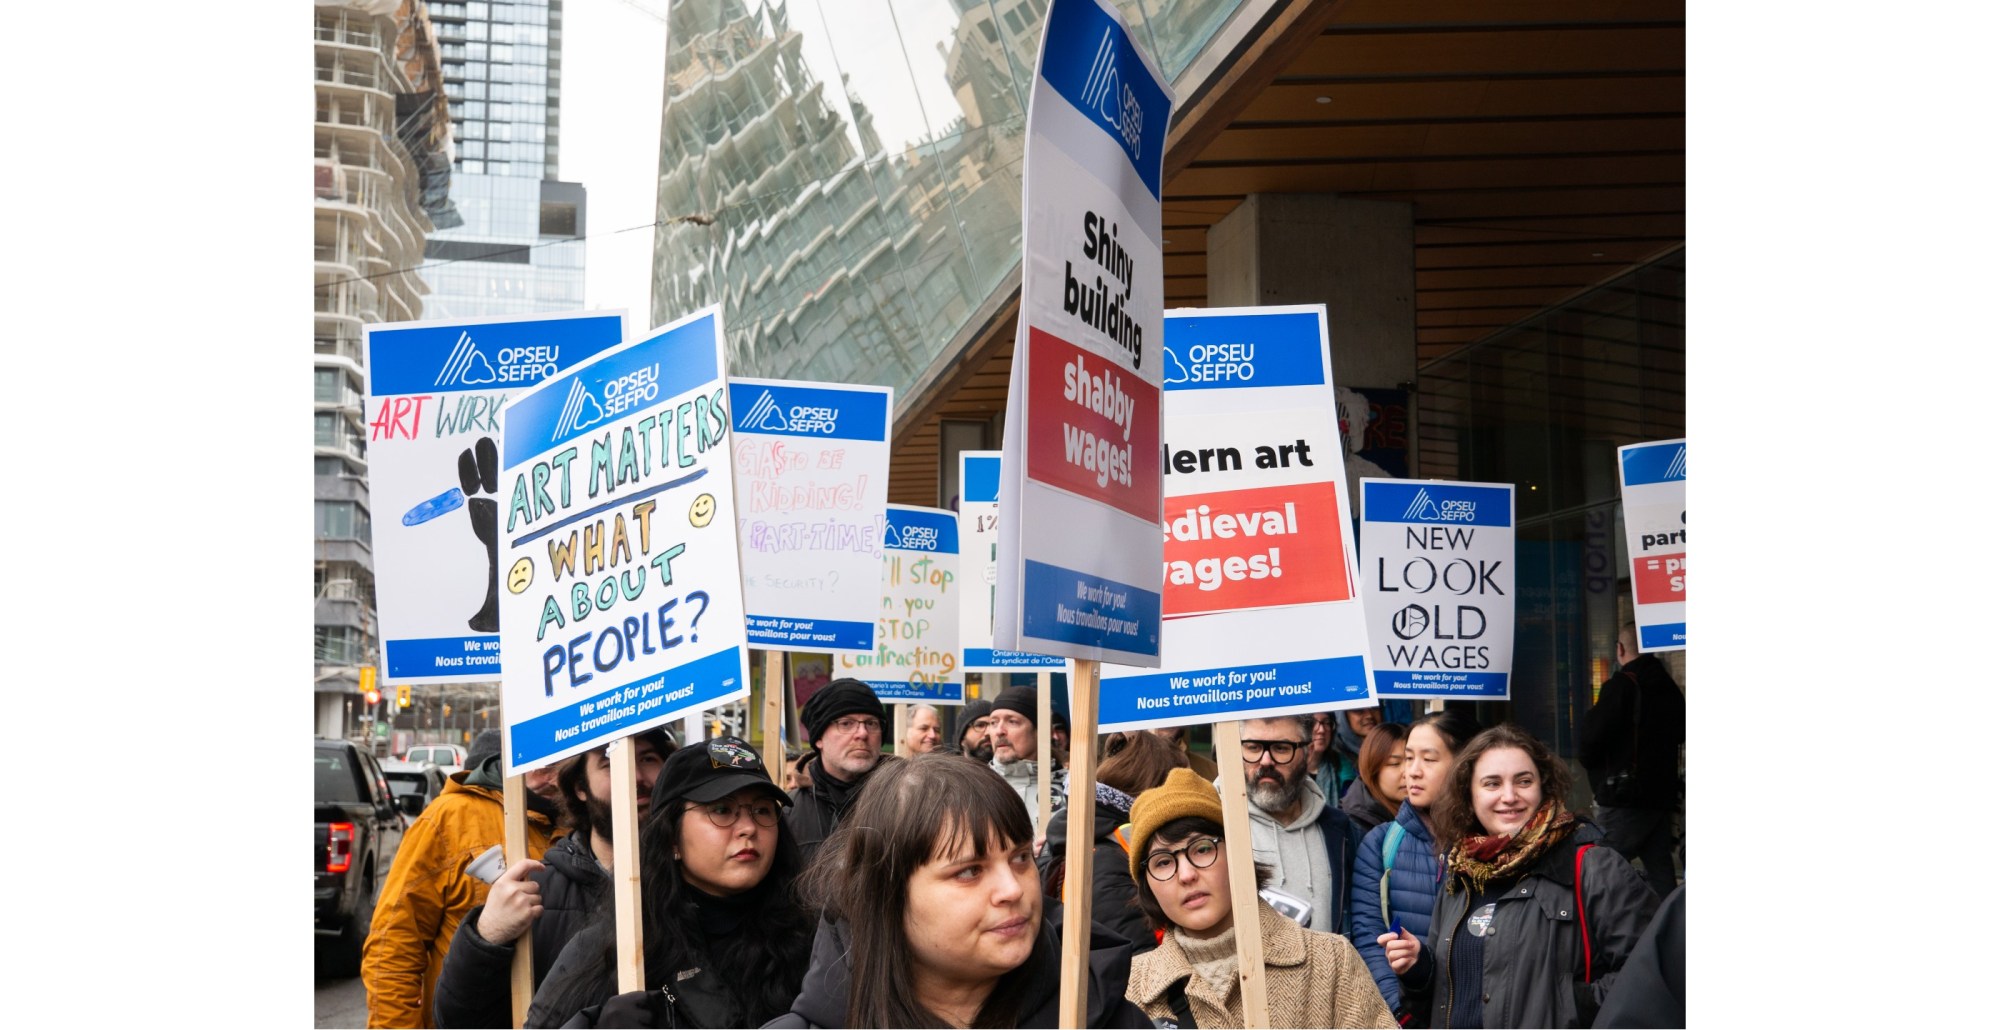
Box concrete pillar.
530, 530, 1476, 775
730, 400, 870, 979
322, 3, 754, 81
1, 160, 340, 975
1204, 193, 1415, 390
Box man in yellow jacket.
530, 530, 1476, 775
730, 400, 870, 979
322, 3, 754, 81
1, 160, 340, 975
362, 730, 560, 1028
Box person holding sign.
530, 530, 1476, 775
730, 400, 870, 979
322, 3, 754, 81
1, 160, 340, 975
526, 738, 813, 1028
1123, 768, 1397, 1028
1236, 714, 1359, 936
769, 753, 1150, 1028
988, 685, 1067, 835
1381, 726, 1660, 1028
1350, 709, 1483, 1022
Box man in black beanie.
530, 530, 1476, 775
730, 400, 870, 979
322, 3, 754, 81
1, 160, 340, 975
785, 678, 892, 866
986, 684, 1067, 835
947, 698, 996, 762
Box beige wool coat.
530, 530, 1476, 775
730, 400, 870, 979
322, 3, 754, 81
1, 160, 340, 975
1126, 899, 1398, 1028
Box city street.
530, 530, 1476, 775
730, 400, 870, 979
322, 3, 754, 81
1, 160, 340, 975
314, 973, 367, 1029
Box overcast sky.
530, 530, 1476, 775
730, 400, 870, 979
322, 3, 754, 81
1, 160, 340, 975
562, 0, 670, 325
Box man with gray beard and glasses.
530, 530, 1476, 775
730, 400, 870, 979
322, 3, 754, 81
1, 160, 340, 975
1229, 714, 1361, 936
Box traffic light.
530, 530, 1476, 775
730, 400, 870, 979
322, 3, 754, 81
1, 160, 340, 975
364, 688, 381, 706
397, 685, 412, 709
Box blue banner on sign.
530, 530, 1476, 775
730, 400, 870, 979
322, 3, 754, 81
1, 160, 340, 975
385, 635, 502, 679
885, 508, 959, 553
1021, 560, 1161, 657
727, 382, 888, 442
1621, 441, 1687, 486
963, 455, 1001, 505
745, 615, 873, 651
1639, 622, 1686, 649
510, 646, 743, 768
1161, 311, 1325, 391
861, 678, 967, 704
1371, 669, 1510, 700
1038, 0, 1169, 199
503, 314, 722, 467
1102, 656, 1369, 726
369, 314, 625, 396
964, 647, 1068, 670
1362, 482, 1512, 528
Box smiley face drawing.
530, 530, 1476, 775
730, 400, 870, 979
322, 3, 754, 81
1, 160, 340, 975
507, 557, 535, 594
690, 492, 717, 528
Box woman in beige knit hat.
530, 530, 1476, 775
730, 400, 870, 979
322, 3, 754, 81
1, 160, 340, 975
1123, 766, 1398, 1028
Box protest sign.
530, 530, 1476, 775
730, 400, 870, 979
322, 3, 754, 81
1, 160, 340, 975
362, 311, 627, 684
837, 504, 963, 704
1618, 439, 1686, 651
728, 377, 891, 653
496, 306, 749, 774
959, 452, 1066, 672
994, 0, 1173, 668
1360, 479, 1516, 700
1097, 306, 1375, 733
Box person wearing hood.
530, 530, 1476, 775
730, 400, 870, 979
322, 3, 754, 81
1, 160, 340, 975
431, 727, 673, 1028
362, 729, 562, 1028
1233, 714, 1359, 936
1337, 722, 1408, 835
786, 679, 893, 868
1038, 730, 1188, 953
766, 752, 1150, 1028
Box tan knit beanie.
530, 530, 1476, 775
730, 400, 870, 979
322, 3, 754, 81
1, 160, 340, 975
1125, 766, 1226, 884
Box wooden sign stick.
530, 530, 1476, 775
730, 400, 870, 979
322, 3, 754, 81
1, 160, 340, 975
1035, 669, 1054, 838
762, 649, 784, 782
609, 737, 646, 993
503, 774, 533, 1028
1057, 659, 1101, 1030
1212, 719, 1272, 1028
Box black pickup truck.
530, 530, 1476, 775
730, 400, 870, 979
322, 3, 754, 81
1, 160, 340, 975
315, 738, 418, 976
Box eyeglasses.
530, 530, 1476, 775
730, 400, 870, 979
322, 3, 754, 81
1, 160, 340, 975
1145, 836, 1222, 881
827, 715, 881, 736
1241, 739, 1303, 764
687, 799, 781, 828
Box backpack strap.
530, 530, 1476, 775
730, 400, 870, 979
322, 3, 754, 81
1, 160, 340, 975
1574, 842, 1597, 982
1377, 821, 1407, 926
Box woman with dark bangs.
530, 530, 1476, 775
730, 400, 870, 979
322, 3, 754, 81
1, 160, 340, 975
1338, 722, 1409, 834
765, 752, 1150, 1028
1382, 725, 1660, 1028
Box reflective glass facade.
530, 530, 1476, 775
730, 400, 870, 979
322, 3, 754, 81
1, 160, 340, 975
1416, 249, 1686, 756
650, 0, 1251, 395
424, 0, 587, 317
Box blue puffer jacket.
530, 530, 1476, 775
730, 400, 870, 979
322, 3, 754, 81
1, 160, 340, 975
1350, 801, 1444, 1019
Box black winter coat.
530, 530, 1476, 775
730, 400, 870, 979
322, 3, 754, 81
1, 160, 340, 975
762, 905, 1152, 1028
1579, 653, 1685, 811
433, 831, 608, 1028
1401, 823, 1661, 1028
1039, 798, 1154, 953
783, 755, 883, 870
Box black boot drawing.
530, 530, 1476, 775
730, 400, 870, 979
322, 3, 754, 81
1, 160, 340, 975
461, 436, 501, 632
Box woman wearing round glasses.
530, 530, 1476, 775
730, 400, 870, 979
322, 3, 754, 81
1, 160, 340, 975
526, 737, 813, 1028
1122, 768, 1396, 1028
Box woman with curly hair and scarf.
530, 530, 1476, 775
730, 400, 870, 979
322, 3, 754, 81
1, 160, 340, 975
1381, 725, 1661, 1028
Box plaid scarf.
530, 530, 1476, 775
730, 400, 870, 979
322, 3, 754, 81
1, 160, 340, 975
1445, 799, 1577, 894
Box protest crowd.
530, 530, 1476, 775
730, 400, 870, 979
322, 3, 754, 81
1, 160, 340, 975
359, 642, 1685, 1030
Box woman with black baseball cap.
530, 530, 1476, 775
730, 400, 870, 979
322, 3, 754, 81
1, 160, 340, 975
526, 737, 813, 1028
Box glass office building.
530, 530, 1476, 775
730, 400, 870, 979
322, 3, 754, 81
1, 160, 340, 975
423, 0, 587, 318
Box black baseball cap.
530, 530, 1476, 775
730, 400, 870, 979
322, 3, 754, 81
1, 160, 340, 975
652, 736, 791, 807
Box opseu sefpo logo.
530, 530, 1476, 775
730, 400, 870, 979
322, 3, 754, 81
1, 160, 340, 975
739, 390, 839, 435
889, 522, 940, 551
1080, 28, 1143, 159
436, 330, 562, 386
549, 364, 660, 442
1403, 488, 1477, 523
